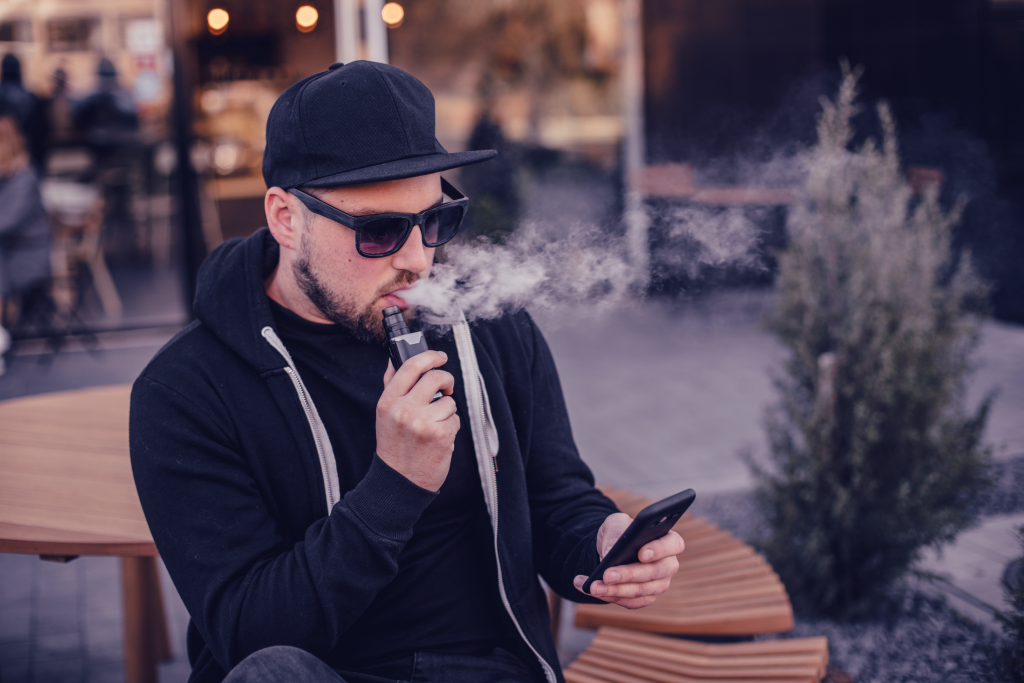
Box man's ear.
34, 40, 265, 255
265, 187, 302, 251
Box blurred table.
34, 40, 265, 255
0, 384, 170, 683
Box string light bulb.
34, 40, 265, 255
207, 7, 229, 35
381, 2, 404, 29
295, 5, 319, 32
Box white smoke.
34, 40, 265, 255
405, 223, 638, 321
657, 207, 766, 280
405, 203, 768, 323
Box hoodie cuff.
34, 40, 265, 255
341, 454, 437, 542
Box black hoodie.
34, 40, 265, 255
129, 228, 617, 682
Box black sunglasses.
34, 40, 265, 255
289, 178, 468, 258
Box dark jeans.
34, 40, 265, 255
222, 645, 544, 683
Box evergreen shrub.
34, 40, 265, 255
753, 64, 993, 618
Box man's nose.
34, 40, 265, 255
391, 225, 430, 273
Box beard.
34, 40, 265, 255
292, 229, 419, 345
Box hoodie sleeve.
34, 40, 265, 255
129, 373, 436, 672
514, 312, 620, 603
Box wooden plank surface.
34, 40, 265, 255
0, 385, 155, 555
565, 627, 828, 683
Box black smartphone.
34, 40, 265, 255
582, 488, 696, 595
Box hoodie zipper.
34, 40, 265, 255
484, 436, 556, 683
478, 374, 497, 473
459, 322, 555, 683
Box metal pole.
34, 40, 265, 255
335, 0, 359, 63
621, 0, 648, 285
364, 0, 389, 64
168, 0, 206, 318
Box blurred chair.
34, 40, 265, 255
40, 179, 123, 320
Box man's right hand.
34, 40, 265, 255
376, 350, 460, 492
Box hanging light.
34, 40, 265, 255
207, 7, 230, 35
381, 2, 404, 29
295, 5, 319, 32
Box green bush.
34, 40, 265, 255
752, 64, 993, 618
997, 525, 1024, 681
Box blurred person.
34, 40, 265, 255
0, 109, 51, 375
462, 103, 521, 242
74, 58, 140, 254
73, 57, 139, 165
0, 53, 48, 175
45, 67, 78, 146
130, 61, 685, 683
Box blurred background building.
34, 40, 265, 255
0, 0, 1021, 349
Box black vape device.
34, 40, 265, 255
382, 305, 442, 401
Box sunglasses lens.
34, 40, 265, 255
358, 217, 411, 255
423, 205, 464, 246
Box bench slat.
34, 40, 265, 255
598, 628, 827, 663
581, 648, 820, 681
564, 628, 828, 683
585, 639, 825, 674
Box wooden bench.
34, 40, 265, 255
570, 487, 794, 637
565, 626, 828, 683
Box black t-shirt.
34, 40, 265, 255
269, 300, 515, 670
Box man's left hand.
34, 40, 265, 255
572, 512, 685, 610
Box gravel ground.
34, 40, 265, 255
786, 591, 1008, 683
694, 453, 1024, 683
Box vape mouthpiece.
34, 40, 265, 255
382, 305, 410, 339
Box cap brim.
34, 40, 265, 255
301, 149, 497, 188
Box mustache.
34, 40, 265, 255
374, 270, 420, 301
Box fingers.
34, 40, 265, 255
596, 513, 633, 558
604, 554, 679, 587
572, 573, 663, 610
382, 350, 449, 397
383, 359, 396, 387
590, 575, 673, 600
637, 530, 685, 563
408, 367, 456, 405
424, 393, 459, 424
573, 553, 680, 605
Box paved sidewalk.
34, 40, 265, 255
917, 513, 1024, 631
538, 292, 1024, 497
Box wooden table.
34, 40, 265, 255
0, 384, 171, 683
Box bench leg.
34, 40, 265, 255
121, 556, 172, 683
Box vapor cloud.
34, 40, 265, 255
405, 223, 637, 321
406, 202, 769, 323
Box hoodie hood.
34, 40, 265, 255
193, 228, 289, 375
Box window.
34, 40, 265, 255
47, 17, 102, 52
0, 19, 32, 43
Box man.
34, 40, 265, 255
0, 54, 47, 175
130, 61, 684, 683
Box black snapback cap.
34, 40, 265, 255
262, 61, 496, 189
